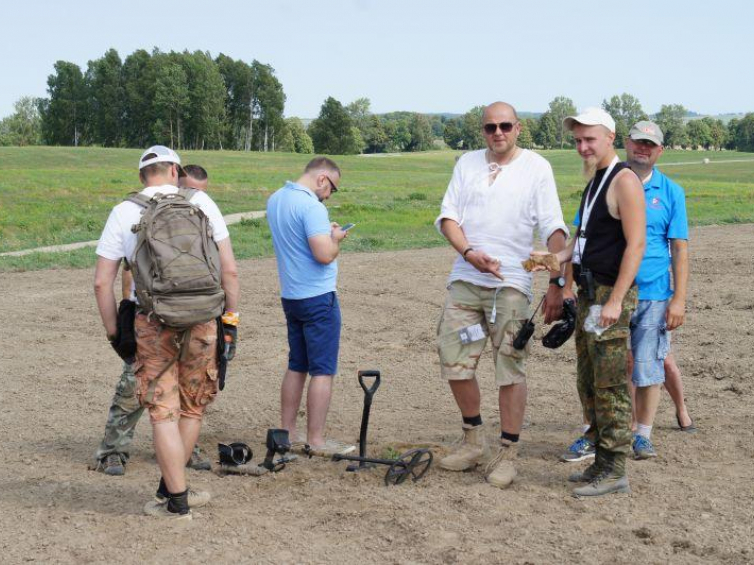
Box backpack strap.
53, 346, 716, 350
177, 187, 198, 202
125, 192, 152, 208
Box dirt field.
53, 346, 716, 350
1, 224, 753, 564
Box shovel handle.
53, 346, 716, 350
358, 370, 381, 396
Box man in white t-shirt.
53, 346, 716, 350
436, 101, 568, 489
94, 146, 240, 520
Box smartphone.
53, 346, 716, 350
342, 223, 356, 231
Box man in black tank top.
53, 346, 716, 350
550, 108, 646, 496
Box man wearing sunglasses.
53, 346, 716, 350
435, 101, 569, 489
266, 157, 355, 457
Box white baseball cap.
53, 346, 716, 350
138, 145, 185, 176
563, 107, 616, 133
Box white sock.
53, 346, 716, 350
636, 423, 652, 439
580, 424, 590, 435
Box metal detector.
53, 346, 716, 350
332, 370, 433, 486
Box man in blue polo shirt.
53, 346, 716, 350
266, 157, 354, 457
624, 120, 690, 459
560, 120, 693, 463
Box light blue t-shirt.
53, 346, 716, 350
266, 181, 337, 300
635, 168, 688, 300
572, 167, 688, 301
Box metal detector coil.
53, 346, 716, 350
332, 370, 433, 486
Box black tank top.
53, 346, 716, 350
574, 162, 634, 286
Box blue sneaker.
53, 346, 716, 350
632, 435, 657, 459
559, 436, 596, 462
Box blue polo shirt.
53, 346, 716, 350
572, 167, 688, 301
635, 168, 688, 300
266, 181, 337, 300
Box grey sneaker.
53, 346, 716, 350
96, 453, 125, 476
155, 489, 211, 508
567, 462, 603, 483
186, 446, 212, 471
143, 500, 193, 521
572, 472, 631, 497
560, 436, 596, 463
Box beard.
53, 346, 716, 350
582, 156, 598, 180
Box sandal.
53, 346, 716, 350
676, 413, 698, 434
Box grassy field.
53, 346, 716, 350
0, 146, 752, 271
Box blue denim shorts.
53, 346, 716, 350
281, 291, 341, 377
630, 299, 671, 387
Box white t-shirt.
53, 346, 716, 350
96, 185, 230, 297
435, 149, 568, 298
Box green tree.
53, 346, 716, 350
602, 93, 647, 148
122, 49, 157, 147
364, 115, 389, 153
152, 55, 190, 148
309, 97, 361, 154
518, 118, 537, 149
278, 117, 313, 153
251, 61, 286, 151
86, 49, 124, 146
406, 113, 434, 151
686, 119, 712, 149
655, 104, 688, 148
346, 97, 371, 145
535, 112, 558, 149
40, 60, 87, 145
179, 51, 226, 149
0, 97, 43, 146
442, 117, 463, 149
460, 106, 485, 150
703, 117, 727, 150
546, 96, 577, 149
216, 54, 254, 150
729, 113, 754, 152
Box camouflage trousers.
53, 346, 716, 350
94, 362, 144, 462
575, 284, 638, 476
93, 362, 203, 463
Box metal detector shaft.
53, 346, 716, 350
332, 454, 396, 466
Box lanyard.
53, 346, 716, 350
580, 155, 619, 235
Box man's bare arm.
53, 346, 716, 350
440, 218, 503, 280
217, 238, 240, 312
667, 238, 689, 330
94, 257, 121, 338
601, 171, 646, 325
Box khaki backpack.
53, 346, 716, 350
126, 188, 225, 329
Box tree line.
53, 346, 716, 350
2, 57, 754, 154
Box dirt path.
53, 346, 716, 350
0, 224, 752, 564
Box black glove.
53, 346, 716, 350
223, 324, 237, 362
110, 299, 137, 362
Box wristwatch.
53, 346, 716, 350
549, 276, 566, 288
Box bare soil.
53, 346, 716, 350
1, 224, 753, 564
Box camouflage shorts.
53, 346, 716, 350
437, 281, 530, 386
134, 314, 219, 424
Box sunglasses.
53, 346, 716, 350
483, 121, 518, 135
323, 174, 338, 193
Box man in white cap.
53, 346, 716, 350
94, 145, 240, 519
543, 108, 646, 496
560, 121, 695, 463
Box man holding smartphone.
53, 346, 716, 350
267, 157, 354, 457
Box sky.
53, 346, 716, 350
2, 0, 753, 120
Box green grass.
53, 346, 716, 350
1, 146, 752, 271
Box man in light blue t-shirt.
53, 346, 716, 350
266, 157, 354, 457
